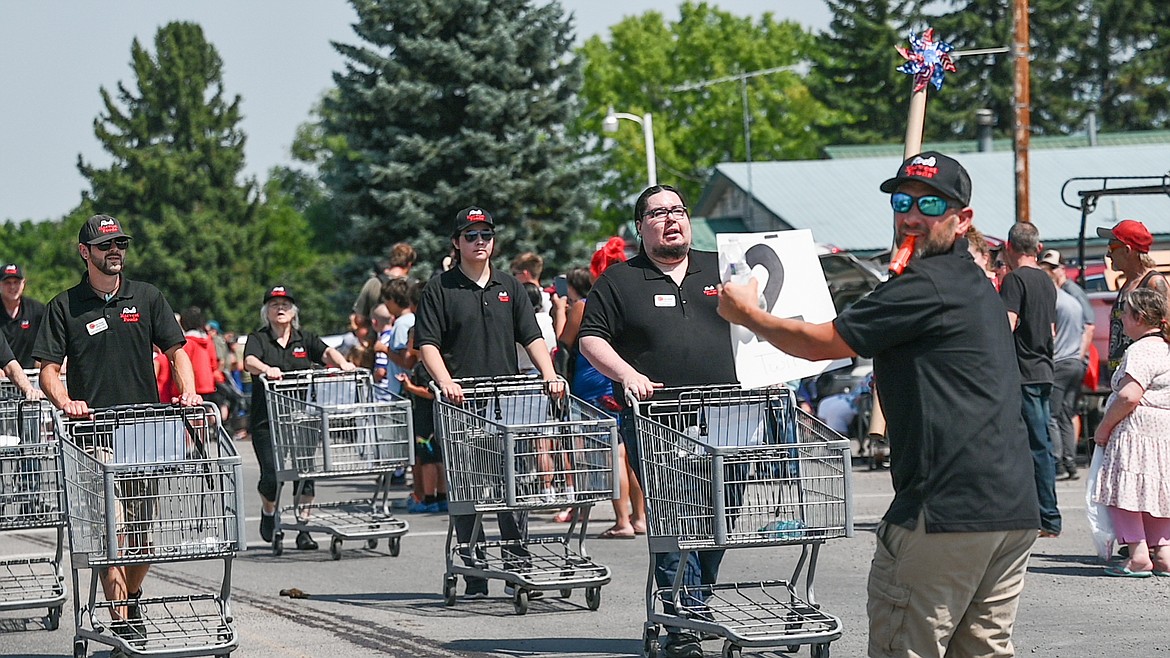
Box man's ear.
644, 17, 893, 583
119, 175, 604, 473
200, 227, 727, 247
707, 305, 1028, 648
78, 244, 89, 261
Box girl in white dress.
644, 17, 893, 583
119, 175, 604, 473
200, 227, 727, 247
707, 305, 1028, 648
1092, 287, 1170, 577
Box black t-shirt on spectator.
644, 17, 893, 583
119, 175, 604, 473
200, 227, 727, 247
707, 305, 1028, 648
999, 265, 1056, 385
835, 240, 1040, 533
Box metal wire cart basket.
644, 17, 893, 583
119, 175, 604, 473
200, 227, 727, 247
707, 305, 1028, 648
632, 385, 853, 658
433, 375, 619, 614
60, 403, 246, 658
263, 369, 412, 559
0, 399, 66, 631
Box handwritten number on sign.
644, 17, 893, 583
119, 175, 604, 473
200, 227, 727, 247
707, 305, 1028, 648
745, 243, 784, 313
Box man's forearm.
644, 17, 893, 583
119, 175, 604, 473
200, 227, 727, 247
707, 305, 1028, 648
734, 306, 856, 362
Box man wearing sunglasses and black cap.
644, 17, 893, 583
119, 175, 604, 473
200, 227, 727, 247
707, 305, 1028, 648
33, 214, 201, 652
719, 152, 1039, 658
415, 205, 565, 601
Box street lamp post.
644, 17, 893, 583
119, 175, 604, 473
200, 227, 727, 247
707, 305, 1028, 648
603, 107, 656, 187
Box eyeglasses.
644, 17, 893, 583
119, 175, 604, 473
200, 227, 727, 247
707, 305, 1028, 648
890, 193, 951, 217
1107, 241, 1126, 253
642, 206, 689, 221
91, 238, 130, 251
462, 230, 495, 242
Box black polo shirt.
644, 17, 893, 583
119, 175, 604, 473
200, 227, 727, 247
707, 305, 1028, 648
0, 333, 16, 368
834, 240, 1040, 533
243, 326, 329, 434
414, 266, 542, 379
32, 276, 185, 408
578, 249, 737, 388
0, 297, 45, 368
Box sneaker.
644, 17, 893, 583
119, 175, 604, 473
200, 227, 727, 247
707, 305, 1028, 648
407, 499, 432, 514
126, 590, 145, 638
437, 500, 448, 513
295, 531, 319, 550
463, 581, 489, 599
503, 584, 543, 599
259, 512, 275, 543
662, 633, 703, 658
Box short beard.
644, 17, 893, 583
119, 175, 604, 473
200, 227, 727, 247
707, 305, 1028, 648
94, 258, 123, 276
650, 242, 689, 262
915, 217, 958, 258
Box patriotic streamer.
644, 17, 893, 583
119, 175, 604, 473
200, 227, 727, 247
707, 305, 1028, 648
896, 28, 956, 92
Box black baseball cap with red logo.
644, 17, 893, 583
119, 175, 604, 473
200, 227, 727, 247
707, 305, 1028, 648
0, 264, 23, 280
452, 206, 494, 237
263, 285, 296, 305
78, 214, 133, 245
879, 151, 972, 206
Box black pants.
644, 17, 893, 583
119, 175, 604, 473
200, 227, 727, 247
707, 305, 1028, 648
252, 427, 315, 503
453, 511, 528, 588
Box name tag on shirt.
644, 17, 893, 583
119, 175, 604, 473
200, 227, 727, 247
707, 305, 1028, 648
654, 294, 677, 307
86, 317, 109, 335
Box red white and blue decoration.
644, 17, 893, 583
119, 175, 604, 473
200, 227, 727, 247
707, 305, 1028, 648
896, 28, 956, 92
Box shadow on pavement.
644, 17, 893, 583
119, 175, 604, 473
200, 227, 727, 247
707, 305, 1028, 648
447, 636, 641, 655
1027, 552, 1109, 577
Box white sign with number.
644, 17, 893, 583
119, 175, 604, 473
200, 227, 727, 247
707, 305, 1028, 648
717, 229, 850, 389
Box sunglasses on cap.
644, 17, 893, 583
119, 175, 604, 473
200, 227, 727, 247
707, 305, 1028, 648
90, 238, 130, 251
462, 230, 495, 242
890, 192, 951, 217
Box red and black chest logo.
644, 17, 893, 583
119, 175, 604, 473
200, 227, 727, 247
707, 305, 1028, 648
120, 306, 140, 323
497, 291, 510, 303
19, 320, 30, 330
292, 346, 308, 359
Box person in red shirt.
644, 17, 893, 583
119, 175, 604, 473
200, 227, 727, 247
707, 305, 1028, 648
179, 306, 220, 401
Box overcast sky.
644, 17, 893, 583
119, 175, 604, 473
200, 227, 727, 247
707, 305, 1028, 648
0, 1, 830, 222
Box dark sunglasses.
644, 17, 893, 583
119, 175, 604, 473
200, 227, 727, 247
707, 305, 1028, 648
91, 238, 130, 251
462, 230, 495, 242
890, 192, 951, 217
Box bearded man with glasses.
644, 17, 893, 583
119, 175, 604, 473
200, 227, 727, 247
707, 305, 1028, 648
33, 214, 201, 654
579, 184, 737, 658
719, 152, 1040, 658
416, 205, 564, 600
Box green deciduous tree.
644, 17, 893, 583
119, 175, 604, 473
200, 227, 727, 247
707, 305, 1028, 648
576, 2, 842, 233
321, 0, 598, 273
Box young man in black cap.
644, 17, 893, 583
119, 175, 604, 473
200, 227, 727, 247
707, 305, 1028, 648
719, 152, 1040, 658
0, 263, 46, 369
33, 214, 202, 651
415, 206, 564, 599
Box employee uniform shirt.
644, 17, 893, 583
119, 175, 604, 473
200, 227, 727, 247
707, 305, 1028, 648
0, 333, 17, 369
32, 276, 185, 408
0, 297, 46, 369
578, 249, 737, 389
834, 240, 1040, 533
1000, 265, 1057, 385
414, 267, 541, 379
243, 325, 329, 435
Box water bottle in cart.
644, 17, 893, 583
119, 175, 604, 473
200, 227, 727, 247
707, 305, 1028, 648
758, 519, 806, 540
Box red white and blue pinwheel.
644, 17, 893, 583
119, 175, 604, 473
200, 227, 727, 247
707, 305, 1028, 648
896, 28, 956, 93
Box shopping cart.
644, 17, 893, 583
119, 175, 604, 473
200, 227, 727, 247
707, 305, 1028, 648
632, 385, 853, 658
263, 369, 412, 559
60, 403, 246, 658
0, 399, 66, 631
433, 375, 618, 614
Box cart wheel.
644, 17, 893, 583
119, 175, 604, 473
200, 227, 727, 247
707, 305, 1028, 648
559, 588, 572, 599
46, 605, 61, 630
442, 576, 457, 606
272, 532, 284, 557
330, 537, 343, 560
585, 586, 602, 611
72, 639, 86, 658
720, 641, 742, 658
389, 537, 401, 557
811, 643, 830, 658
512, 588, 529, 615
642, 628, 659, 658
366, 538, 378, 550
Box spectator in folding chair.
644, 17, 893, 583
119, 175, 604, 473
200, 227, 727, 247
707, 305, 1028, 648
415, 205, 564, 600
33, 214, 202, 653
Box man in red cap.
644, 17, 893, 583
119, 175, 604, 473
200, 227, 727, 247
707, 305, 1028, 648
1098, 219, 1168, 372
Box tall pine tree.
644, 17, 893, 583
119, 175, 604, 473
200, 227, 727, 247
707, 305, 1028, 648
78, 21, 260, 331
322, 0, 597, 272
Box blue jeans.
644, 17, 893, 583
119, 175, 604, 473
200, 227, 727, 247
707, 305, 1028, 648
1021, 384, 1060, 534
621, 408, 726, 631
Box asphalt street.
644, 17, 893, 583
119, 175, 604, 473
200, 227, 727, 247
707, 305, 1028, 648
2, 436, 1167, 658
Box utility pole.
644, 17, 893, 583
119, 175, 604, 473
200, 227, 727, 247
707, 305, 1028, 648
670, 65, 802, 227
1013, 0, 1032, 222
